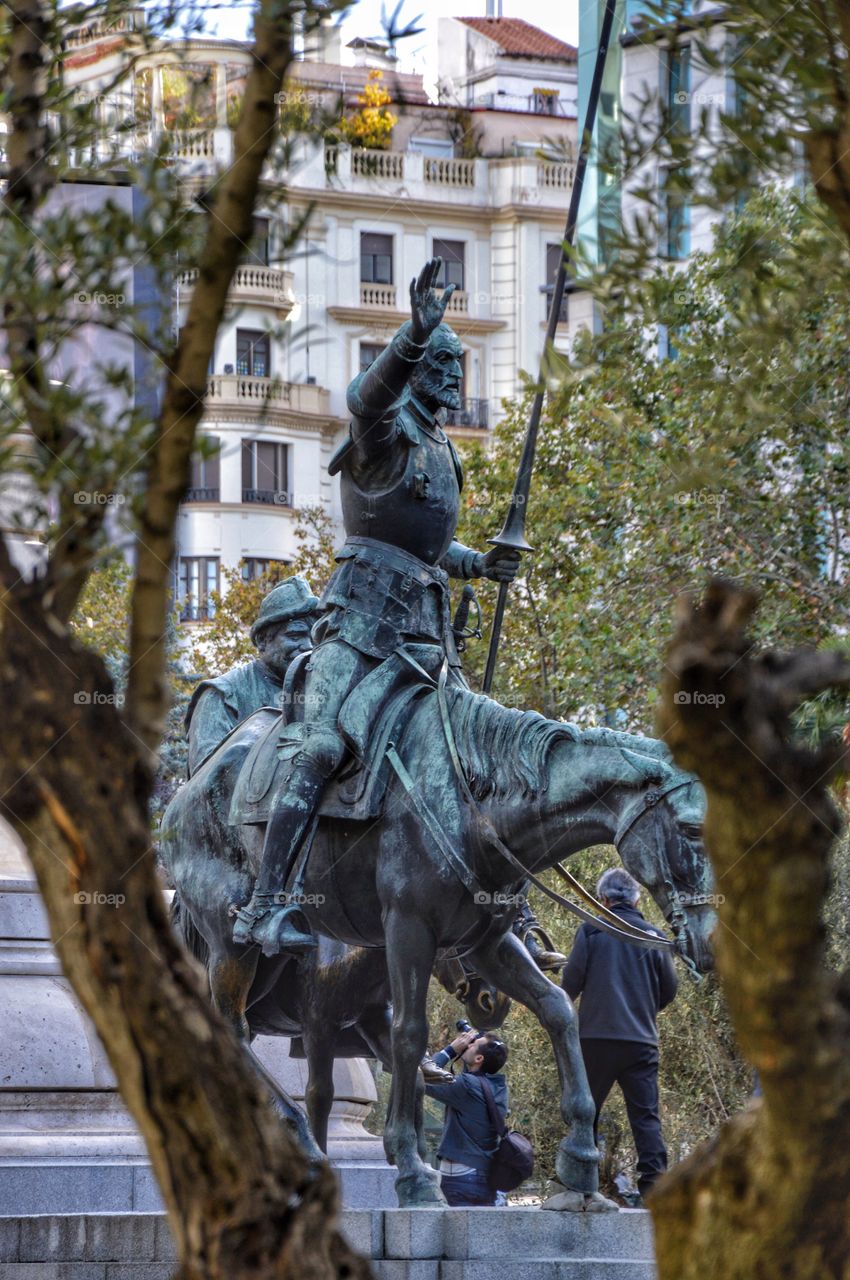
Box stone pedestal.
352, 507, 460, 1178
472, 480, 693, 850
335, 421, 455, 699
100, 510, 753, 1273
0, 826, 396, 1215
0, 1209, 658, 1278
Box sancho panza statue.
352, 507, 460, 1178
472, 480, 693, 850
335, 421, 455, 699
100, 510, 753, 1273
185, 576, 319, 775
232, 259, 520, 955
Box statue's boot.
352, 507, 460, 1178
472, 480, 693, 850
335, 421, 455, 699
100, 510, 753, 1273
515, 901, 567, 972
232, 755, 331, 956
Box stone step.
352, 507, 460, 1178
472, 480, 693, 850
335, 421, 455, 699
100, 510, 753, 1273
0, 1209, 657, 1280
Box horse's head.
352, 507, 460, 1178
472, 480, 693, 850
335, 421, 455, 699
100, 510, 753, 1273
615, 751, 714, 974
432, 952, 512, 1031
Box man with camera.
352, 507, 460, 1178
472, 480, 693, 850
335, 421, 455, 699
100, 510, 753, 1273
424, 1024, 509, 1207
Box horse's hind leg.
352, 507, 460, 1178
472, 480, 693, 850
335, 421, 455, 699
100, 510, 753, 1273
383, 910, 444, 1206
301, 1026, 335, 1154
209, 947, 324, 1164
468, 930, 615, 1210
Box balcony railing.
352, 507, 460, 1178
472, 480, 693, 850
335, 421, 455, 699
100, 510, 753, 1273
184, 486, 220, 503
205, 375, 329, 416
438, 288, 468, 314
360, 282, 397, 309
242, 489, 293, 506
351, 148, 404, 180
177, 264, 294, 310
424, 156, 476, 187
179, 600, 216, 623
171, 130, 215, 159
446, 398, 489, 430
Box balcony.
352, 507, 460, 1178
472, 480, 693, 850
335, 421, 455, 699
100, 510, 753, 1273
205, 375, 330, 418
177, 265, 295, 314
445, 398, 489, 430
184, 486, 220, 503
438, 288, 468, 315
322, 144, 574, 210
242, 489, 294, 507
359, 283, 397, 309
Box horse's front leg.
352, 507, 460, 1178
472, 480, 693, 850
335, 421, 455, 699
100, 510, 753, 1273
468, 929, 617, 1212
357, 1002, 428, 1161
383, 910, 445, 1206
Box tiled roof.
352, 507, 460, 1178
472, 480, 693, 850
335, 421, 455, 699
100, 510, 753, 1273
457, 17, 577, 61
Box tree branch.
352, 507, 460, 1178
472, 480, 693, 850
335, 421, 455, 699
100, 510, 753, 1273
126, 0, 298, 758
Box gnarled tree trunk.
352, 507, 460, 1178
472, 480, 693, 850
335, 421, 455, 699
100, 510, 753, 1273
653, 580, 850, 1279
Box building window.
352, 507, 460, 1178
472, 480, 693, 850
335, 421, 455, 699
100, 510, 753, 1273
544, 243, 570, 323
186, 435, 220, 502
533, 88, 559, 116
664, 47, 691, 260
236, 329, 270, 377
241, 557, 289, 582
360, 232, 393, 284
359, 341, 386, 373
178, 557, 219, 621
433, 239, 465, 291
242, 439, 290, 505
249, 216, 270, 266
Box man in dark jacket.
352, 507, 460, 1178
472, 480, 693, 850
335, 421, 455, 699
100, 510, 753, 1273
424, 1029, 509, 1206
561, 867, 678, 1201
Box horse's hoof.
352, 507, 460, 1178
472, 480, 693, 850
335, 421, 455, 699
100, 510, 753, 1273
556, 1140, 599, 1194
541, 1190, 618, 1213
395, 1170, 446, 1208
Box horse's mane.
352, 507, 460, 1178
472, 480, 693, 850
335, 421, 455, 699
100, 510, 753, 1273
443, 686, 678, 803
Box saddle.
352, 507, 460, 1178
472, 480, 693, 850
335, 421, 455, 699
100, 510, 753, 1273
228, 643, 445, 827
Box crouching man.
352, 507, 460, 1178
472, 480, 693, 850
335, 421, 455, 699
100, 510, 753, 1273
424, 1028, 509, 1206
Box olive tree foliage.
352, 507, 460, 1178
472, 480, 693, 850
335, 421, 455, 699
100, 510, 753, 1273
459, 2, 850, 1273
456, 188, 850, 728
0, 1, 372, 1277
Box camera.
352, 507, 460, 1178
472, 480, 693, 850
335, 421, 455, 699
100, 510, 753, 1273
456, 1019, 478, 1036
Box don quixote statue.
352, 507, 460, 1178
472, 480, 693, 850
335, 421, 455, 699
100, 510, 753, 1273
162, 261, 716, 1210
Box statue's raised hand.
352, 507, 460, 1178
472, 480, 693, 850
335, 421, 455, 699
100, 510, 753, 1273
409, 258, 456, 344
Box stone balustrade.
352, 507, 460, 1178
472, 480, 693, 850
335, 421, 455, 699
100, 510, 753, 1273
424, 156, 477, 187
176, 265, 294, 311
360, 282, 398, 309
205, 374, 330, 416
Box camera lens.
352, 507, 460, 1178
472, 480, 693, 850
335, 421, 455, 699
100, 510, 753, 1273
456, 1019, 475, 1034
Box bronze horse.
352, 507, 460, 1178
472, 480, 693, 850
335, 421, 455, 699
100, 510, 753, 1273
170, 894, 509, 1153
161, 679, 713, 1207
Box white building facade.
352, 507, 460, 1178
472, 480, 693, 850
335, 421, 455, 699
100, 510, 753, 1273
63, 14, 579, 624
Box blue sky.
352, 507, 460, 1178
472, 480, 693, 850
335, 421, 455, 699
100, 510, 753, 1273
204, 1, 579, 87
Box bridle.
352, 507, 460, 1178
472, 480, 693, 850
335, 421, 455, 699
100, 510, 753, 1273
613, 777, 708, 979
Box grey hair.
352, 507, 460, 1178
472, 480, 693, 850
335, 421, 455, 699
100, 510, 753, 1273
597, 867, 640, 906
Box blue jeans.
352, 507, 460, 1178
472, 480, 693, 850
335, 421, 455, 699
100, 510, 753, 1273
440, 1170, 496, 1207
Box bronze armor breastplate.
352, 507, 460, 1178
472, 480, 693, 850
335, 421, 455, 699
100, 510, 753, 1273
340, 421, 461, 566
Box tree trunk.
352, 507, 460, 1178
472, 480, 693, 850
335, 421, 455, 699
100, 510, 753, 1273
652, 580, 850, 1279
0, 597, 372, 1278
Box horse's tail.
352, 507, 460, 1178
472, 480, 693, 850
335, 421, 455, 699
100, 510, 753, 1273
170, 891, 210, 970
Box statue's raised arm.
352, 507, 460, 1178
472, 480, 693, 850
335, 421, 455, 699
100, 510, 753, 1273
346, 258, 456, 462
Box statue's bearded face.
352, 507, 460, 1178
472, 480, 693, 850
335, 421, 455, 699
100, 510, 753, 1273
410, 328, 464, 413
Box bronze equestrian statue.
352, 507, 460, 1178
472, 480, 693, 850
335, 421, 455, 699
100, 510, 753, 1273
162, 260, 716, 1210
230, 260, 521, 956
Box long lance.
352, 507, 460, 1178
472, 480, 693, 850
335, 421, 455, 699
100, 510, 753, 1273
481, 0, 618, 695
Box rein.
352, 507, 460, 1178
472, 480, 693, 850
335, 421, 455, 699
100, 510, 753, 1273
430, 662, 679, 954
